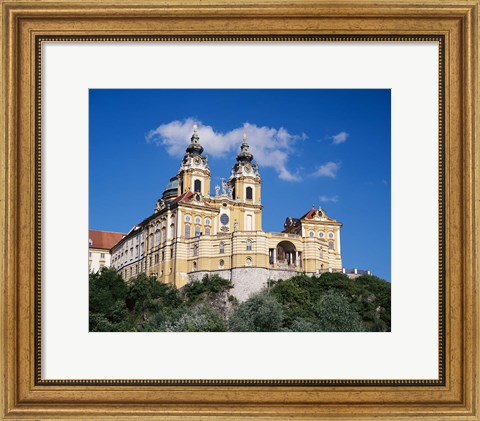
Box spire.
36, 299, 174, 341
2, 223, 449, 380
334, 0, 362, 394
236, 131, 253, 163
185, 123, 204, 156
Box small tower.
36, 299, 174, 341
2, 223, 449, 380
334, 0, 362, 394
228, 131, 262, 231
177, 124, 211, 197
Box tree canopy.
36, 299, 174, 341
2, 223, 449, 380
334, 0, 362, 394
90, 269, 390, 332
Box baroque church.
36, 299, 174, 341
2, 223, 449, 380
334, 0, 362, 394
110, 125, 343, 300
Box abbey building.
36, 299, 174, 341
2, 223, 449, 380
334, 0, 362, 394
110, 126, 343, 300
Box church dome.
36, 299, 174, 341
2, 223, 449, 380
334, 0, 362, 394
236, 132, 254, 163
162, 176, 178, 200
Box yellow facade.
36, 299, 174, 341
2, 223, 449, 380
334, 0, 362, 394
111, 126, 343, 292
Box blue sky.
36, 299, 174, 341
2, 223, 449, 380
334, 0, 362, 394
89, 89, 391, 280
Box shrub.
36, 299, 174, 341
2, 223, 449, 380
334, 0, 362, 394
229, 292, 284, 332
314, 292, 365, 332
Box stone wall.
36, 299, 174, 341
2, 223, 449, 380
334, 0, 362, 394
187, 266, 301, 302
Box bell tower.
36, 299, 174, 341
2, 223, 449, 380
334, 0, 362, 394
177, 124, 211, 197
228, 132, 262, 231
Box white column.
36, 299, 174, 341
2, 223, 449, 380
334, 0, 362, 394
337, 228, 342, 255
176, 209, 182, 237
166, 211, 171, 240
295, 251, 299, 266
273, 247, 277, 264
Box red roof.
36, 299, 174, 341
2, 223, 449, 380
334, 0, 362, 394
300, 208, 336, 222
89, 230, 125, 250
300, 208, 317, 220
171, 191, 194, 203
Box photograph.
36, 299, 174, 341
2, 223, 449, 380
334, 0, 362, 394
88, 89, 391, 333
2, 0, 478, 417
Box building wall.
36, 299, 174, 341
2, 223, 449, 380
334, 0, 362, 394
89, 248, 111, 272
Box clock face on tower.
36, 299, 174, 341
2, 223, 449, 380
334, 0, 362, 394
244, 164, 252, 173
193, 157, 201, 166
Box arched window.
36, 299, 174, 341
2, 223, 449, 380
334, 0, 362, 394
246, 239, 252, 251
246, 186, 253, 200
170, 223, 175, 238
219, 242, 225, 254
155, 230, 160, 245
194, 179, 202, 193
185, 225, 191, 238
161, 227, 166, 243
328, 241, 334, 249
195, 226, 201, 237
205, 227, 211, 235
219, 259, 225, 269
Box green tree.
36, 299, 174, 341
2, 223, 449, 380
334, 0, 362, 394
163, 303, 227, 332
183, 274, 233, 303
314, 292, 365, 332
229, 292, 284, 332
89, 267, 128, 324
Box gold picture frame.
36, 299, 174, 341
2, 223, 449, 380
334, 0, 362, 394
1, 0, 478, 418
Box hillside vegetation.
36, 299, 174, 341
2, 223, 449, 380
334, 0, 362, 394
89, 268, 391, 332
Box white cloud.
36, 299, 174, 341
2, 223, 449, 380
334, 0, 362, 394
330, 131, 349, 145
312, 162, 340, 178
146, 118, 306, 181
319, 195, 339, 203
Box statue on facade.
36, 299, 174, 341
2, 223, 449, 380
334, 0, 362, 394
234, 220, 239, 231
215, 185, 220, 196
221, 178, 228, 195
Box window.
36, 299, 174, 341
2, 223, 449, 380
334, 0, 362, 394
329, 241, 335, 249
205, 227, 211, 235
170, 248, 174, 258
194, 179, 201, 193
193, 244, 199, 257
219, 259, 225, 269
195, 216, 201, 224
100, 253, 105, 259
88, 252, 92, 257
319, 232, 324, 238
155, 230, 160, 245
185, 225, 191, 238
246, 214, 252, 231
219, 242, 225, 254
161, 227, 166, 242
195, 226, 201, 237
154, 254, 159, 264
220, 214, 229, 225
246, 186, 253, 200
245, 257, 252, 266
162, 251, 165, 261
185, 215, 191, 222
149, 256, 152, 267
328, 232, 334, 239
309, 231, 314, 237
192, 262, 197, 270
205, 219, 211, 225
170, 223, 175, 238
246, 239, 252, 251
